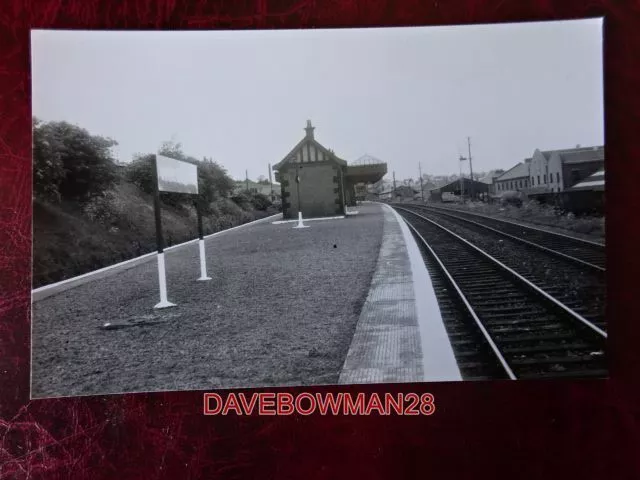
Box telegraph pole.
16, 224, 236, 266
245, 169, 249, 192
268, 163, 273, 201
467, 136, 474, 199
458, 155, 465, 201
419, 162, 424, 202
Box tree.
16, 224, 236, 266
33, 119, 118, 203
256, 175, 270, 185
33, 118, 65, 202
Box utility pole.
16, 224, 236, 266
268, 163, 273, 201
296, 163, 302, 215
245, 169, 249, 193
458, 158, 464, 201
419, 162, 424, 202
467, 137, 474, 199
459, 137, 475, 200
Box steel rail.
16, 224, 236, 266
396, 206, 607, 339
402, 218, 517, 380
401, 204, 604, 273
417, 203, 605, 248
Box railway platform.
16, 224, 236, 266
34, 201, 458, 396
339, 203, 462, 384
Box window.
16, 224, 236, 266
537, 175, 541, 185
544, 174, 547, 184
556, 172, 560, 185
545, 165, 549, 176
531, 176, 535, 185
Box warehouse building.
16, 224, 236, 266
273, 121, 386, 219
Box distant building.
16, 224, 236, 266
478, 170, 505, 196
233, 180, 281, 202
273, 121, 386, 219
495, 161, 531, 194
395, 185, 419, 200
429, 177, 489, 202
528, 145, 604, 194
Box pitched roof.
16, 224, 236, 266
559, 147, 604, 165
495, 162, 530, 181
273, 133, 347, 170
539, 146, 604, 165
567, 168, 605, 192
479, 170, 505, 184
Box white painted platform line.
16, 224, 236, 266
385, 204, 463, 382
32, 212, 282, 302
272, 215, 345, 224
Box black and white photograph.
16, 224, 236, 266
31, 19, 606, 398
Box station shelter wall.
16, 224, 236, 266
280, 162, 346, 219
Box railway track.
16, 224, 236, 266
395, 206, 607, 380
394, 203, 606, 331
402, 203, 605, 271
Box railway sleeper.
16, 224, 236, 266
503, 342, 592, 354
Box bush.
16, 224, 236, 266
230, 193, 252, 210
249, 192, 272, 211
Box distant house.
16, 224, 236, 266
479, 170, 505, 196
395, 185, 419, 199
233, 180, 281, 202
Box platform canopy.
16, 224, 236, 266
346, 164, 387, 184
344, 154, 388, 184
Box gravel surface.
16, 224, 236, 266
398, 208, 605, 327
32, 205, 385, 398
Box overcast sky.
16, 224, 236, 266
32, 19, 603, 181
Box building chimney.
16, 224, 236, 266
304, 120, 315, 140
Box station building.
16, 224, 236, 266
273, 121, 387, 219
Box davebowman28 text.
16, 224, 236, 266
204, 392, 435, 416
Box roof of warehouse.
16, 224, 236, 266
431, 177, 489, 193
495, 162, 530, 181
540, 146, 604, 164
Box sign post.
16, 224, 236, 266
152, 155, 177, 309
152, 154, 207, 309
293, 163, 308, 229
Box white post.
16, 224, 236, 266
197, 239, 212, 281
154, 252, 176, 309
293, 211, 309, 229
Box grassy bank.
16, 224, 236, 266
33, 181, 277, 288
434, 200, 605, 241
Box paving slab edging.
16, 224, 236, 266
339, 203, 461, 384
